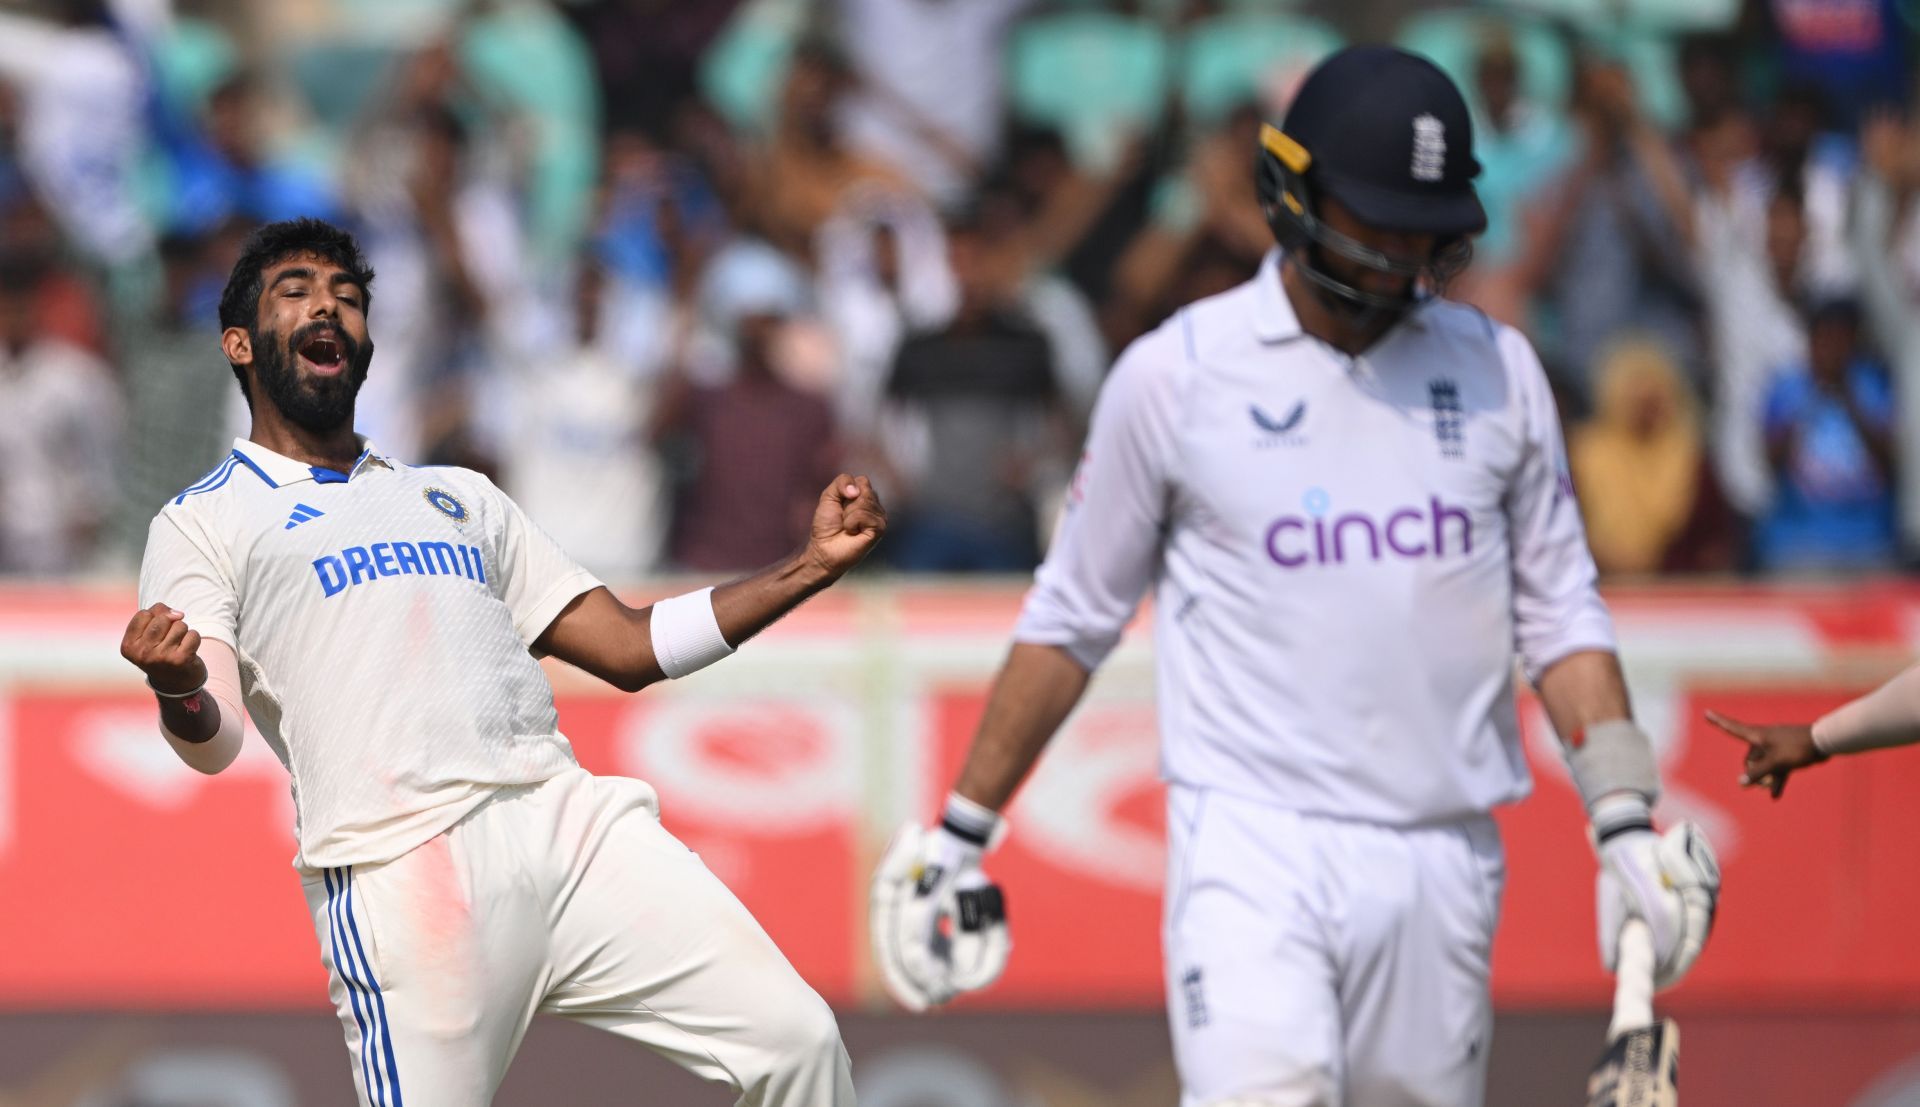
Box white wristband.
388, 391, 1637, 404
649, 587, 735, 679
941, 791, 1004, 849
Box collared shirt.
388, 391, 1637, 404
1014, 252, 1615, 826
137, 437, 601, 868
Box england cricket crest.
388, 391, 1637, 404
1429, 379, 1464, 459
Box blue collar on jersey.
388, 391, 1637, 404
309, 451, 369, 484
230, 437, 392, 487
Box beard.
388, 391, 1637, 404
251, 320, 373, 434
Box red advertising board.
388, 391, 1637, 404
4, 581, 1920, 1014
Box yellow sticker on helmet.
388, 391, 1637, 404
1260, 124, 1312, 173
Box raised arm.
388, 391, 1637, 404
533, 475, 886, 692
130, 513, 246, 774
119, 604, 246, 774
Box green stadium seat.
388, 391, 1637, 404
149, 16, 239, 116
699, 0, 809, 136
288, 42, 401, 131
1589, 27, 1688, 130
1395, 9, 1573, 116
461, 3, 603, 266
1403, 9, 1686, 131
328, 0, 465, 44
1009, 11, 1172, 171
1488, 0, 1738, 32
1179, 11, 1344, 125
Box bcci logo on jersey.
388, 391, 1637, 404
424, 487, 469, 524
1265, 487, 1472, 568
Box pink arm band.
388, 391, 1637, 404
1812, 662, 1920, 755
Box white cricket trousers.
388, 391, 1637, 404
1164, 786, 1506, 1107
298, 767, 853, 1106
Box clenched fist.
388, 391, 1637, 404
804, 474, 887, 580
120, 602, 208, 695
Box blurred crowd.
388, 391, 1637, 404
1, 0, 1917, 581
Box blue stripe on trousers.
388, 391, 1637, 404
325, 867, 385, 1105
342, 867, 404, 1103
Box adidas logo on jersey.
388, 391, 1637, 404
284, 503, 326, 530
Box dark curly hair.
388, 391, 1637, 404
218, 218, 375, 405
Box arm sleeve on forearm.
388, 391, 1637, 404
160, 638, 246, 774
1812, 662, 1920, 755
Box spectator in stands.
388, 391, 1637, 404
1571, 337, 1740, 576
1, 196, 106, 356
502, 258, 672, 580
835, 0, 1035, 206
1166, 104, 1272, 270
597, 127, 727, 303
455, 0, 602, 271
962, 181, 1103, 432
344, 49, 528, 469
1678, 33, 1749, 141
1469, 28, 1573, 268
9, 0, 1920, 594
164, 72, 340, 234
0, 250, 122, 573
994, 123, 1154, 314
562, 0, 747, 140
0, 0, 153, 266
754, 40, 916, 261
105, 224, 248, 567
1853, 108, 1920, 557
1769, 0, 1909, 133
1758, 298, 1899, 572
1456, 27, 1575, 327
655, 241, 841, 572
1520, 53, 1702, 398
880, 208, 1069, 573
1697, 169, 1811, 524
1109, 104, 1266, 347
581, 124, 727, 390
1760, 81, 1858, 297
816, 186, 958, 441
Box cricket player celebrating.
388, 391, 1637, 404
871, 47, 1720, 1106
120, 218, 874, 1106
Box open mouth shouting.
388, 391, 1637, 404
296, 325, 349, 377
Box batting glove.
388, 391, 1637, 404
1593, 796, 1721, 990
869, 793, 1010, 1012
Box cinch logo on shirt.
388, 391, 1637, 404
311, 540, 489, 597
1265, 489, 1472, 568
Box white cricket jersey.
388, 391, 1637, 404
1016, 252, 1615, 826
138, 438, 602, 869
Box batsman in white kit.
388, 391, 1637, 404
119, 218, 871, 1106
871, 47, 1721, 1106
